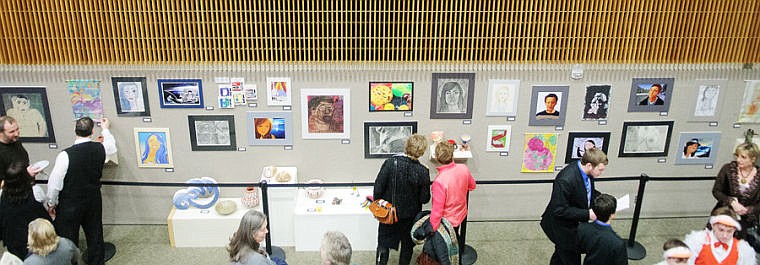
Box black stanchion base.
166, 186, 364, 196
624, 239, 646, 260
82, 242, 116, 262
461, 244, 478, 265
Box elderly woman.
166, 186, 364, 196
320, 231, 352, 265
372, 134, 431, 265
23, 218, 80, 265
227, 210, 277, 265
712, 142, 760, 239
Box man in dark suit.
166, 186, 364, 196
577, 193, 628, 265
638, 84, 665, 105
540, 148, 608, 265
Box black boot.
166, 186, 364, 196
376, 246, 390, 265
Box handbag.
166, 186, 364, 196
415, 252, 441, 265
370, 158, 399, 224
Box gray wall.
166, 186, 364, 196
2, 63, 758, 224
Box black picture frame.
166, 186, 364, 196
364, 121, 418, 158
619, 121, 674, 157
368, 81, 414, 112
112, 77, 151, 116
430, 73, 475, 119
158, 79, 204, 108
0, 87, 56, 143
188, 115, 236, 151
564, 132, 611, 163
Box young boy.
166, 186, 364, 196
655, 239, 690, 265
684, 207, 756, 265
576, 193, 628, 265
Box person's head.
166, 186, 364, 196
591, 193, 616, 223
309, 96, 335, 120
121, 83, 139, 102
141, 133, 168, 164
0, 116, 19, 144
661, 239, 690, 265
580, 148, 608, 178
404, 134, 428, 160
254, 118, 273, 137
439, 82, 464, 111
649, 84, 663, 101
683, 139, 700, 156
75, 117, 95, 137
709, 214, 741, 243
27, 218, 60, 257
734, 142, 760, 168
702, 86, 718, 98
1, 161, 32, 204
320, 231, 352, 265
544, 93, 558, 112
435, 141, 455, 165
227, 210, 269, 260
10, 95, 30, 112
583, 140, 596, 151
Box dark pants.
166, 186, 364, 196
55, 193, 104, 265
376, 218, 415, 265
549, 245, 581, 265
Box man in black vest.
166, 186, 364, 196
47, 117, 117, 265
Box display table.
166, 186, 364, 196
293, 187, 377, 251
167, 198, 262, 247
261, 167, 298, 246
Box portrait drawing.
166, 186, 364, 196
134, 128, 174, 168
0, 87, 56, 142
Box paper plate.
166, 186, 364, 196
31, 160, 50, 171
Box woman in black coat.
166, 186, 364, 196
0, 161, 51, 259
373, 134, 431, 265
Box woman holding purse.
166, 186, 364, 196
372, 134, 431, 265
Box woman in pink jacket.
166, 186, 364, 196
430, 141, 477, 258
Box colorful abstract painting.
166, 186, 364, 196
67, 79, 103, 120
738, 80, 760, 123
521, 133, 558, 173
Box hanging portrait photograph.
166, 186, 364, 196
368, 81, 413, 112
158, 79, 204, 108
528, 85, 569, 126
626, 77, 675, 112
619, 121, 674, 157
485, 79, 520, 117
112, 77, 150, 117
674, 132, 721, 165
364, 121, 417, 158
582, 85, 610, 120
429, 73, 475, 119
188, 115, 236, 151
0, 87, 56, 143
300, 89, 350, 139
247, 111, 293, 146
134, 127, 174, 168
564, 132, 611, 163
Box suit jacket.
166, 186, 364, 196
577, 222, 628, 265
638, 97, 664, 105
540, 162, 600, 249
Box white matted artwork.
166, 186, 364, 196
485, 80, 519, 117
266, 77, 292, 106
674, 132, 720, 165
689, 80, 725, 122
738, 80, 760, 123
300, 89, 351, 139
485, 125, 511, 152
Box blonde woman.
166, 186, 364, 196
24, 218, 79, 265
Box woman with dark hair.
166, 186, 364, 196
227, 210, 276, 265
682, 139, 700, 159
437, 82, 465, 113
0, 161, 51, 259
254, 119, 276, 139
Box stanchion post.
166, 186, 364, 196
624, 173, 649, 260
260, 180, 272, 255
460, 192, 478, 265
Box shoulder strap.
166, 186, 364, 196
392, 158, 397, 204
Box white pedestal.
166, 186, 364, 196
261, 167, 298, 246
167, 198, 262, 247
293, 187, 377, 251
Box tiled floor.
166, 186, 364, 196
72, 216, 716, 264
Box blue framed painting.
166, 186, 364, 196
158, 79, 204, 108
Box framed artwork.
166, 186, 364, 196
674, 132, 721, 165
564, 132, 611, 163
430, 73, 475, 119
300, 89, 351, 139
266, 77, 292, 106
521, 133, 559, 173
112, 77, 150, 117
0, 87, 56, 143
364, 121, 417, 158
188, 115, 236, 151
626, 77, 675, 112
582, 85, 610, 120
368, 82, 413, 112
619, 121, 674, 157
738, 80, 760, 123
67, 79, 103, 120
689, 80, 725, 121
158, 79, 204, 108
134, 128, 174, 168
247, 111, 294, 146
485, 79, 520, 117
485, 125, 512, 152
528, 85, 569, 126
